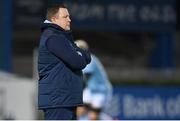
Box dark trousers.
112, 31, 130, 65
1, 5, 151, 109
43, 107, 77, 120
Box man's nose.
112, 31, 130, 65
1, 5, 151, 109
68, 17, 71, 22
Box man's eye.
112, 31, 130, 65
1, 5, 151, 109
63, 16, 68, 18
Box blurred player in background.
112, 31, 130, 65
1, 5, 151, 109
75, 40, 113, 120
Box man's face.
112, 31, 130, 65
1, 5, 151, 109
52, 8, 71, 31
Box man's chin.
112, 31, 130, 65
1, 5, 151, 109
66, 27, 71, 31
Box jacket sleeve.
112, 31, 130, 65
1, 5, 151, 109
70, 41, 91, 64
46, 35, 88, 70
76, 48, 91, 64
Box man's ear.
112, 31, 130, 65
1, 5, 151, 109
51, 16, 56, 23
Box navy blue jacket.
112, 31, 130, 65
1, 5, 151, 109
38, 22, 91, 109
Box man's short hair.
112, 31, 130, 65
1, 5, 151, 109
46, 4, 67, 21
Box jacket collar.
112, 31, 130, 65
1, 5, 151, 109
41, 20, 72, 34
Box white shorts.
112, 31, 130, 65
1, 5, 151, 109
83, 88, 106, 109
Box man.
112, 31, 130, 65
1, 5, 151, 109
38, 4, 91, 120
75, 40, 112, 120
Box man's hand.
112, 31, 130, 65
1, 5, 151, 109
74, 40, 89, 50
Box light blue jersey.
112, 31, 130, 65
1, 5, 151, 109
83, 54, 112, 108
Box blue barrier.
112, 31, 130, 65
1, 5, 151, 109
0, 0, 12, 72
0, 0, 3, 69
112, 86, 180, 120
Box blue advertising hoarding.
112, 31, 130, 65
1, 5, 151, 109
66, 0, 176, 32
111, 86, 180, 120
